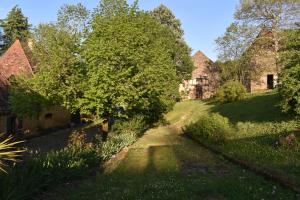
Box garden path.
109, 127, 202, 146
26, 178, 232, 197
47, 101, 295, 199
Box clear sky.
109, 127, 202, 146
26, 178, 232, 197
0, 0, 239, 61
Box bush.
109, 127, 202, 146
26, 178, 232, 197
0, 145, 99, 200
184, 113, 233, 144
279, 64, 300, 115
0, 116, 149, 200
113, 115, 148, 138
217, 80, 246, 103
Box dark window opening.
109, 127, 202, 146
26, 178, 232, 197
17, 118, 23, 129
45, 113, 53, 119
267, 74, 274, 89
6, 116, 16, 134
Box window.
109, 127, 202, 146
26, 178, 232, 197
45, 113, 53, 119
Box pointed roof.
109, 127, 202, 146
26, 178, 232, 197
191, 50, 217, 79
0, 39, 33, 81
0, 40, 33, 115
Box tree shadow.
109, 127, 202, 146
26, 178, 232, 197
209, 92, 293, 123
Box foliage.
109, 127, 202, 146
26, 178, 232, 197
216, 80, 247, 103
0, 135, 24, 173
151, 4, 193, 80
234, 0, 300, 71
215, 22, 256, 62
9, 4, 89, 117
279, 24, 300, 115
80, 1, 181, 123
0, 5, 31, 50
0, 145, 98, 200
113, 115, 148, 137
68, 130, 89, 148
184, 113, 233, 144
235, 0, 299, 29
0, 114, 147, 199
151, 4, 183, 39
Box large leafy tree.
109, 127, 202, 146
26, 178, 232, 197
278, 23, 300, 115
215, 22, 258, 84
0, 5, 30, 50
235, 0, 300, 72
9, 4, 89, 118
80, 0, 180, 123
151, 4, 193, 80
151, 4, 183, 39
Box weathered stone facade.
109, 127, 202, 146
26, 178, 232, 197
0, 40, 71, 136
179, 51, 219, 99
246, 29, 278, 93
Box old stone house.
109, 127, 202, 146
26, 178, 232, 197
179, 51, 219, 99
245, 28, 278, 93
0, 40, 71, 136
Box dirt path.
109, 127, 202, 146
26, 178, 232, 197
46, 116, 296, 199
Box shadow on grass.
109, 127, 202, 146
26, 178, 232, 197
209, 92, 293, 123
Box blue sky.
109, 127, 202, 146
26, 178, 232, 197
0, 0, 239, 61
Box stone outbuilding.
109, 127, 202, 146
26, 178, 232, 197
0, 40, 71, 137
179, 51, 219, 99
245, 29, 278, 93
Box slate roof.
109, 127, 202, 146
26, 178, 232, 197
0, 40, 33, 115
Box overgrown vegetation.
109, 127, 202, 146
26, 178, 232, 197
216, 80, 247, 103
279, 23, 300, 115
0, 135, 24, 173
184, 113, 233, 144
0, 116, 146, 200
185, 91, 300, 186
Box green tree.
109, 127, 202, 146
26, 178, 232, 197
9, 4, 89, 118
0, 5, 31, 50
235, 0, 300, 72
80, 1, 180, 123
151, 4, 183, 39
215, 22, 257, 84
151, 4, 193, 80
278, 23, 300, 115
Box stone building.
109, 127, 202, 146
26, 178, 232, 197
246, 29, 277, 93
0, 40, 71, 137
179, 51, 219, 99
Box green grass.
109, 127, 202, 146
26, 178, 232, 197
185, 91, 300, 186
45, 93, 298, 199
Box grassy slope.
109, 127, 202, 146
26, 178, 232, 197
46, 96, 296, 200
209, 91, 300, 184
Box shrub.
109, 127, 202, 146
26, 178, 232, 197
113, 115, 148, 138
217, 80, 247, 103
68, 130, 88, 148
279, 64, 300, 115
0, 146, 99, 200
184, 113, 233, 144
0, 116, 149, 199
0, 135, 24, 173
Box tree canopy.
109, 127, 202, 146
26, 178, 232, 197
151, 4, 193, 80
80, 1, 180, 122
9, 4, 89, 118
278, 23, 300, 115
0, 5, 30, 51
9, 1, 192, 124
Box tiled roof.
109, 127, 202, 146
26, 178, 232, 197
0, 40, 33, 115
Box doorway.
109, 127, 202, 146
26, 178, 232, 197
195, 85, 203, 99
267, 74, 274, 89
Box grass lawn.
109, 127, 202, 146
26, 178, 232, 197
44, 92, 298, 199
209, 91, 300, 185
